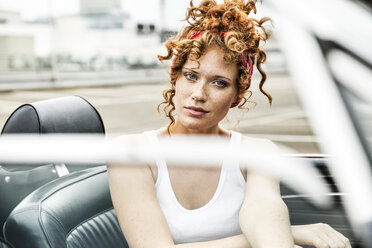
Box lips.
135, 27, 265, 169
185, 106, 209, 116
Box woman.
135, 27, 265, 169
108, 0, 351, 247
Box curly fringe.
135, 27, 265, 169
158, 0, 272, 132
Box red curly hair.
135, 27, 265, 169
158, 0, 271, 131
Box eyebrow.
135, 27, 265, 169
182, 67, 199, 74
214, 75, 232, 82
183, 67, 233, 82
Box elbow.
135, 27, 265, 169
239, 195, 290, 230
239, 195, 293, 247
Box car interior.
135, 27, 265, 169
0, 96, 363, 248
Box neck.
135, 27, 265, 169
167, 121, 229, 136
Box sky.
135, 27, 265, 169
0, 0, 190, 29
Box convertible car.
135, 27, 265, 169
0, 96, 366, 248
0, 0, 371, 247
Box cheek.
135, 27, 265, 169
219, 99, 233, 113
174, 81, 191, 103
208, 95, 234, 118
212, 91, 236, 107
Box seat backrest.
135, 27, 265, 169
1, 95, 105, 172
0, 96, 105, 239
3, 166, 128, 248
0, 165, 59, 240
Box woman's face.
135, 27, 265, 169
174, 46, 239, 132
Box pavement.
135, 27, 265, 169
0, 68, 169, 91
0, 70, 321, 153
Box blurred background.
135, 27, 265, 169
0, 0, 319, 153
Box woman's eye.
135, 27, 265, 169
214, 80, 227, 88
185, 73, 197, 80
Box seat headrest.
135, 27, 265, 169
1, 96, 105, 134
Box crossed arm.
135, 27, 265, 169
107, 155, 296, 248
108, 162, 252, 248
107, 136, 351, 248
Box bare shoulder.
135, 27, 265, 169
109, 131, 157, 183
240, 134, 281, 188
241, 135, 280, 153
108, 133, 148, 167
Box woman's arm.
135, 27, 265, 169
107, 134, 252, 248
237, 138, 352, 248
107, 162, 174, 247
239, 138, 294, 248
175, 235, 250, 248
108, 162, 253, 248
239, 170, 294, 247
292, 224, 352, 248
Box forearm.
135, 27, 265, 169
174, 234, 251, 248
239, 198, 294, 248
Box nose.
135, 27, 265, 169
191, 80, 208, 102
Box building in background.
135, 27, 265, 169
0, 10, 22, 25
0, 0, 283, 73
80, 0, 121, 14
0, 35, 35, 72
0, 10, 36, 72
0, 0, 163, 73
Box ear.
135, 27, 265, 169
230, 97, 242, 108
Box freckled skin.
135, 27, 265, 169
172, 46, 239, 135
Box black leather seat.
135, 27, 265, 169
0, 96, 105, 240
1, 95, 105, 172
3, 166, 128, 248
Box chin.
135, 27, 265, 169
178, 117, 214, 131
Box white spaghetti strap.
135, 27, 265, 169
230, 131, 242, 149
143, 130, 157, 145
143, 130, 167, 186
229, 131, 245, 185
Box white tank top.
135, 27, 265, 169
144, 130, 246, 244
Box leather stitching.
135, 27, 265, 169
65, 207, 114, 238
40, 210, 67, 248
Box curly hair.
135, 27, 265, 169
158, 0, 271, 131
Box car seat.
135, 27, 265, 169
0, 96, 105, 240
3, 166, 128, 248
